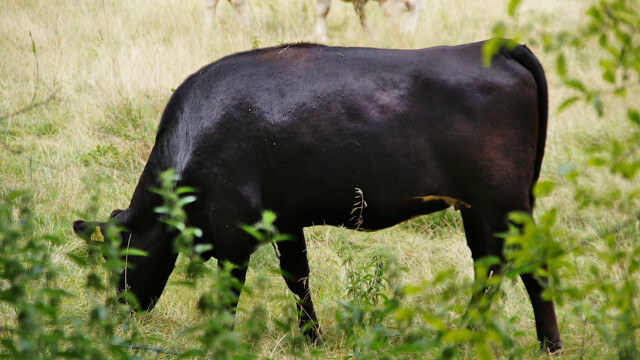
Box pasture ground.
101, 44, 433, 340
1, 0, 638, 358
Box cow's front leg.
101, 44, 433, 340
210, 214, 253, 328
218, 261, 248, 316
276, 227, 322, 343
315, 0, 331, 41
204, 0, 221, 29
353, 0, 371, 35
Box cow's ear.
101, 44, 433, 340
72, 220, 107, 244
72, 220, 87, 235
110, 209, 125, 218
109, 208, 131, 229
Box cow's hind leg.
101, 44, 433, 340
276, 227, 321, 343
460, 205, 561, 352
520, 273, 561, 352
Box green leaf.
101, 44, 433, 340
482, 37, 504, 67
261, 210, 277, 226
177, 350, 207, 359
119, 248, 148, 257
103, 258, 127, 270
557, 96, 580, 113
599, 59, 615, 73
628, 109, 640, 126
67, 253, 87, 266
558, 163, 578, 181
564, 79, 587, 93
442, 328, 474, 343
614, 29, 630, 45
41, 288, 74, 298
593, 95, 604, 117
175, 186, 197, 194
599, 33, 608, 47
475, 342, 493, 360
587, 156, 607, 167
117, 291, 140, 309
193, 227, 203, 238
271, 234, 291, 243
240, 224, 263, 242
402, 284, 422, 295
586, 6, 601, 21
602, 69, 615, 83
177, 195, 197, 207
534, 180, 556, 197
474, 256, 502, 269
606, 44, 620, 59
194, 244, 213, 254
154, 206, 170, 214
507, 211, 533, 226
632, 59, 640, 75
556, 54, 566, 78
613, 87, 626, 96
507, 0, 522, 16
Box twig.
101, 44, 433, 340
28, 31, 39, 106
579, 313, 587, 360
0, 87, 60, 155
109, 342, 182, 356
269, 332, 290, 357
349, 187, 367, 230
0, 87, 60, 122
278, 46, 290, 54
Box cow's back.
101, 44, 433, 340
161, 41, 541, 229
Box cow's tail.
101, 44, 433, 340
508, 44, 548, 209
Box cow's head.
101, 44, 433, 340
378, 0, 423, 32
72, 208, 178, 311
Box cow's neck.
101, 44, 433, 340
126, 144, 176, 224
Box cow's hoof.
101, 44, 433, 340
541, 336, 562, 353
303, 325, 324, 345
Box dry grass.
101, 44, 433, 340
1, 0, 637, 358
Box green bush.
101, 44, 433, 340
2, 1, 639, 358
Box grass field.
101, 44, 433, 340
1, 0, 639, 358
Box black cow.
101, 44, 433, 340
73, 39, 561, 352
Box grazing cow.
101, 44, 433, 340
72, 40, 561, 352
316, 0, 423, 40
203, 0, 422, 40
204, 0, 247, 28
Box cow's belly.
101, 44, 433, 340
358, 196, 464, 231
300, 194, 458, 231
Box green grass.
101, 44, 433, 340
1, 0, 639, 358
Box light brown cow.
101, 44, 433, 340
316, 0, 423, 40
204, 0, 423, 40
204, 0, 247, 28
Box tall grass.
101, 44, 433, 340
1, 0, 638, 358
